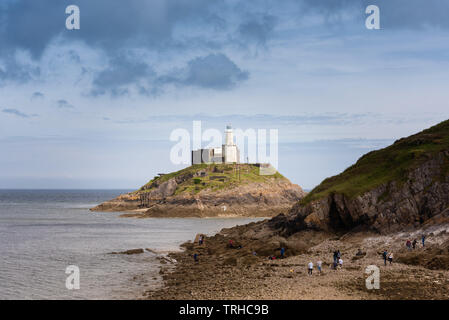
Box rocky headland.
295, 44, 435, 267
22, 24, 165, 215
91, 163, 306, 218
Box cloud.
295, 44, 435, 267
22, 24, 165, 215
3, 0, 449, 63
90, 54, 156, 97
0, 54, 40, 85
2, 108, 37, 118
238, 15, 277, 46
0, 0, 220, 58
90, 52, 248, 96
56, 99, 74, 109
31, 91, 44, 99
176, 53, 249, 90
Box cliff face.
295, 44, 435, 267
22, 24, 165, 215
283, 152, 449, 234
276, 120, 449, 235
91, 163, 306, 218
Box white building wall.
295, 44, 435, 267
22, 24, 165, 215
223, 145, 239, 163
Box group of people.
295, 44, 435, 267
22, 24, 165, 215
331, 250, 343, 270
307, 260, 323, 275
307, 250, 344, 275
382, 250, 394, 265
406, 235, 426, 251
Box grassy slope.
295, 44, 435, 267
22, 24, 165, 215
301, 119, 449, 204
139, 163, 286, 195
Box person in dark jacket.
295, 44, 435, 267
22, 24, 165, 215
382, 250, 388, 266
333, 250, 338, 264
406, 240, 413, 250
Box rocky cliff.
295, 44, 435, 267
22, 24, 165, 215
275, 120, 449, 235
91, 163, 306, 218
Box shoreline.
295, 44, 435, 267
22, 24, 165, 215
142, 223, 449, 300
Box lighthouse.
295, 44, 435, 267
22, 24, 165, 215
191, 124, 240, 164
222, 125, 239, 163
225, 125, 234, 146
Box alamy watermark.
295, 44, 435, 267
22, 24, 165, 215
365, 265, 380, 290
366, 5, 380, 30
169, 121, 278, 175
65, 5, 80, 30
65, 265, 80, 290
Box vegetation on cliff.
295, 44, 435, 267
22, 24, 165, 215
301, 119, 449, 205
139, 163, 286, 195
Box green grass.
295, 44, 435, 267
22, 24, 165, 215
301, 119, 449, 205
139, 163, 287, 195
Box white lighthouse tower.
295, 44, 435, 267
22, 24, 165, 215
222, 125, 239, 163
225, 125, 234, 145
191, 124, 240, 165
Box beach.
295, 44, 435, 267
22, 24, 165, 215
144, 224, 449, 300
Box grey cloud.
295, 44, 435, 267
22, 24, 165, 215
2, 0, 449, 62
90, 54, 156, 97
0, 54, 40, 85
31, 91, 44, 99
238, 15, 277, 46
178, 53, 249, 89
91, 53, 248, 96
0, 0, 220, 58
2, 108, 37, 118
57, 99, 74, 109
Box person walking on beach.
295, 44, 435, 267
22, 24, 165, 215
280, 247, 285, 259
422, 234, 426, 247
338, 258, 343, 269
412, 239, 417, 250
308, 262, 313, 275
388, 252, 393, 265
193, 253, 199, 263
382, 250, 388, 266
199, 235, 204, 245
406, 240, 412, 251
317, 260, 322, 274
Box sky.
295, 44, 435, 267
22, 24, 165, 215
1, 0, 449, 190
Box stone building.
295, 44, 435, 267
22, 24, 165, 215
191, 125, 240, 164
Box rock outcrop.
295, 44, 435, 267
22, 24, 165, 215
91, 163, 306, 218
274, 120, 449, 235
283, 152, 449, 234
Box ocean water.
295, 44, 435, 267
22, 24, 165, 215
0, 190, 264, 300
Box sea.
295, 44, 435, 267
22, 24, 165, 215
0, 190, 264, 300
